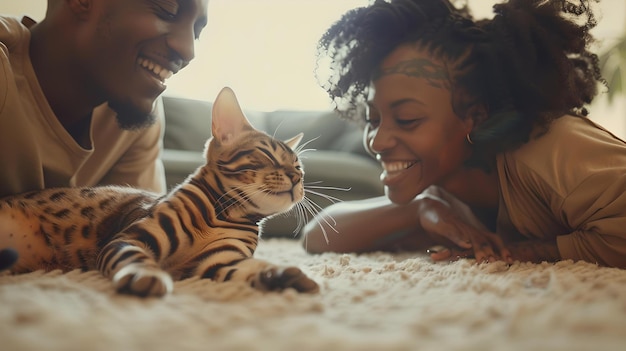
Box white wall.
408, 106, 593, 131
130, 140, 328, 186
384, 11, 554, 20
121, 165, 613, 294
1, 1, 45, 21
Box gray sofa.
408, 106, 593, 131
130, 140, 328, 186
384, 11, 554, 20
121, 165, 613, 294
160, 95, 384, 237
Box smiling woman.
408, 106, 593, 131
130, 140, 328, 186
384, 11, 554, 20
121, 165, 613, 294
300, 0, 626, 271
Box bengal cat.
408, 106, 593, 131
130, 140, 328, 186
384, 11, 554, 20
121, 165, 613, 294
0, 87, 319, 297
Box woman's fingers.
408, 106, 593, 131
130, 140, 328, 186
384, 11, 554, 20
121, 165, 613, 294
417, 194, 512, 264
487, 233, 513, 264
427, 227, 513, 264
466, 231, 498, 263
427, 246, 473, 262
418, 198, 472, 249
455, 221, 513, 263
426, 245, 451, 261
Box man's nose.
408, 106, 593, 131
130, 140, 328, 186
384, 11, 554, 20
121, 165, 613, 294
167, 25, 196, 67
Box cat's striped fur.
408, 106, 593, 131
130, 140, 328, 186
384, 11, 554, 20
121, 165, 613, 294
0, 87, 319, 297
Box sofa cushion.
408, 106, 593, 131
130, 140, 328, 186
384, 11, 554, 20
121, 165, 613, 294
162, 95, 267, 151
161, 95, 370, 158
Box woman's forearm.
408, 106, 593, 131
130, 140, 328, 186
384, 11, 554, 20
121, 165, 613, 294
301, 196, 423, 253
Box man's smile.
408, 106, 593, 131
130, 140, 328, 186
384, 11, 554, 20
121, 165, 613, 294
137, 57, 174, 83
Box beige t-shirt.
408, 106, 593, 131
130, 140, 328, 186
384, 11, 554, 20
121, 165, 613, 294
0, 16, 166, 198
497, 115, 626, 267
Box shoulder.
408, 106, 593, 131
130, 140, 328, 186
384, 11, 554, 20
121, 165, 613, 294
0, 16, 30, 49
538, 114, 625, 146
0, 16, 31, 113
511, 115, 625, 162
498, 115, 626, 195
0, 16, 33, 92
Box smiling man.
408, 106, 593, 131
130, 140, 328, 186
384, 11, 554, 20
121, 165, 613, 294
0, 0, 209, 198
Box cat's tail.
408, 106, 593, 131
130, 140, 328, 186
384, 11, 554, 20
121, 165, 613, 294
0, 248, 18, 271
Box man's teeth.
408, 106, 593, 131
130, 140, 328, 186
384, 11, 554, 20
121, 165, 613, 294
137, 57, 173, 82
382, 161, 416, 173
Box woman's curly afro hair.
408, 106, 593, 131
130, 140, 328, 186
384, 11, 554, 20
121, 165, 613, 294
315, 0, 604, 167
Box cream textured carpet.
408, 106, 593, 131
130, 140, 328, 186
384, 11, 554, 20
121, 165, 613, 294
1, 238, 625, 351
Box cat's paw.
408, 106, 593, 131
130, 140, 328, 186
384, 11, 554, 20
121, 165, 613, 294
259, 266, 319, 294
0, 248, 18, 272
112, 264, 174, 297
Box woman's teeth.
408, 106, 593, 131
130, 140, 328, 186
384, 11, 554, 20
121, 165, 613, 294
137, 57, 173, 82
382, 161, 416, 173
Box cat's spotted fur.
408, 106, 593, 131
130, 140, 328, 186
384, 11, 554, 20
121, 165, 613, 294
0, 87, 319, 297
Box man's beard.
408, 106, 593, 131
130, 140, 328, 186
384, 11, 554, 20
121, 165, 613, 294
108, 101, 157, 131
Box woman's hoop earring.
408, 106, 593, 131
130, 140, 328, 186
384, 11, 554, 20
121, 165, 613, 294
466, 133, 474, 145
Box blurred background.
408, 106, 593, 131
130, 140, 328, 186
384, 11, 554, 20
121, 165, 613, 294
3, 0, 625, 136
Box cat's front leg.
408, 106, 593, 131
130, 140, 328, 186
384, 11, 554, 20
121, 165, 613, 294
257, 264, 320, 293
97, 240, 173, 297
208, 257, 319, 293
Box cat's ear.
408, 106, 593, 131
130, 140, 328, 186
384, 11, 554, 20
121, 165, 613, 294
211, 87, 254, 145
284, 133, 304, 150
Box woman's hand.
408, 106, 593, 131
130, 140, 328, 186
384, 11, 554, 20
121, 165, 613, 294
415, 194, 512, 264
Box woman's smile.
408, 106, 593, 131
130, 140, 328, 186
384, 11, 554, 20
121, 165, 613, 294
379, 159, 420, 185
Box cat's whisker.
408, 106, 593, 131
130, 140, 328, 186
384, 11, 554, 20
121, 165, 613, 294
298, 149, 317, 160
217, 183, 289, 219
214, 193, 240, 215
294, 136, 320, 155
256, 187, 275, 211
276, 199, 315, 237
303, 180, 350, 190
303, 196, 336, 226
292, 204, 306, 235
293, 200, 316, 236
299, 197, 338, 244
215, 184, 260, 217
303, 180, 350, 205
217, 182, 258, 202
220, 184, 269, 219
271, 120, 288, 139
305, 184, 351, 191
305, 189, 346, 206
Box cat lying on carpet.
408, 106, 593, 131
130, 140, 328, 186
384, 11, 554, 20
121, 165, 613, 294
0, 87, 320, 297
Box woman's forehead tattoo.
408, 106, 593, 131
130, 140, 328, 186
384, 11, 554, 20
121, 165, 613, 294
372, 58, 450, 90
150, 0, 180, 14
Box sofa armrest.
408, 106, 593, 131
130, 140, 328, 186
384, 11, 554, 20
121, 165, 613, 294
161, 149, 205, 188
298, 150, 383, 200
